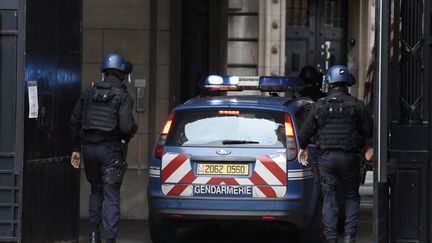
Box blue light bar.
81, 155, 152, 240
203, 75, 304, 92
259, 76, 305, 92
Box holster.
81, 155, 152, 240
112, 139, 128, 161
102, 160, 128, 185
358, 152, 367, 185
308, 146, 320, 183
100, 139, 129, 185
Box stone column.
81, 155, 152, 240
258, 0, 286, 76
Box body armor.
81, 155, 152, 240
316, 95, 363, 151
82, 82, 124, 133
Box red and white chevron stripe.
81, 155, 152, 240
160, 153, 287, 198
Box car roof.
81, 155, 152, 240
173, 95, 305, 112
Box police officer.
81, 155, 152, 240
70, 53, 138, 243
299, 65, 326, 101
297, 65, 372, 243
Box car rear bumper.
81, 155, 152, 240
148, 196, 314, 228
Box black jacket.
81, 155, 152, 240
298, 88, 372, 150
70, 76, 138, 151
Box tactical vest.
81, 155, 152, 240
315, 95, 363, 151
82, 82, 124, 133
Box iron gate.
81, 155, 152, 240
376, 0, 432, 242
0, 0, 25, 241
21, 0, 82, 241
1, 0, 81, 241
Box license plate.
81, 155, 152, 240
196, 163, 249, 176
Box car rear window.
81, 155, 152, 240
165, 109, 285, 147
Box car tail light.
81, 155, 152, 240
284, 113, 298, 161
154, 112, 176, 159
262, 216, 277, 221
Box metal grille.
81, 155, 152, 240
0, 9, 20, 241
399, 0, 424, 122
323, 0, 343, 28
286, 0, 309, 27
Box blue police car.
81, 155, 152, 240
147, 75, 322, 242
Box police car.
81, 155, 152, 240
147, 75, 322, 242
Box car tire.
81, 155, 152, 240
300, 198, 324, 243
149, 214, 178, 243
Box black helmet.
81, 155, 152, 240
299, 66, 321, 87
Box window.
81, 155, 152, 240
323, 0, 343, 28
286, 0, 309, 27
166, 109, 285, 148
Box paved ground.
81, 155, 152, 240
79, 172, 373, 243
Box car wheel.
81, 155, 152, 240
300, 198, 324, 243
149, 214, 178, 243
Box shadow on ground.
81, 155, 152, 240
79, 205, 371, 243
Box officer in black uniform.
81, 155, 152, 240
299, 65, 326, 101
70, 53, 138, 243
297, 65, 372, 243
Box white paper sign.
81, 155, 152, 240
28, 82, 39, 119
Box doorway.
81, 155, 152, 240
285, 0, 348, 75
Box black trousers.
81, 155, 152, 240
318, 150, 360, 240
82, 143, 122, 240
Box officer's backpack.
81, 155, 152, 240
82, 82, 125, 133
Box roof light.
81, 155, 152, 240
203, 75, 304, 92
207, 75, 224, 85
204, 75, 239, 91
238, 76, 260, 88
259, 76, 304, 92
229, 76, 239, 85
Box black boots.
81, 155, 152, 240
106, 239, 116, 243
344, 235, 355, 243
89, 232, 101, 243
326, 239, 338, 243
